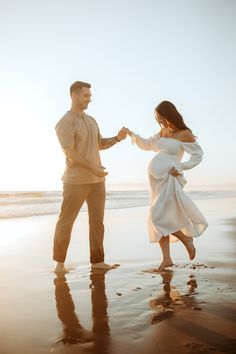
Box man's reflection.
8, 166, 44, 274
54, 269, 110, 353
90, 269, 110, 354
90, 269, 110, 336
150, 270, 198, 324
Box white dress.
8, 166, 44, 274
132, 133, 208, 242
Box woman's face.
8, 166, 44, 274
155, 112, 168, 127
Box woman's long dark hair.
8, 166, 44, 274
155, 101, 192, 132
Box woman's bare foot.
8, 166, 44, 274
184, 238, 196, 260
172, 231, 196, 261
154, 259, 174, 273
91, 262, 120, 270
54, 262, 69, 275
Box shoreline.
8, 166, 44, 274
1, 189, 236, 220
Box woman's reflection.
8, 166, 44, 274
150, 270, 198, 324
54, 269, 110, 353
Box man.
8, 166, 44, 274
53, 81, 127, 274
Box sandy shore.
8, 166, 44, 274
0, 197, 236, 354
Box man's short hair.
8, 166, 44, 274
70, 81, 91, 96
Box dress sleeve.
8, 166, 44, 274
131, 132, 160, 152
180, 141, 203, 170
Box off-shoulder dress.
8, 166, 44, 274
132, 133, 208, 242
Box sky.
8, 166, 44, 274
1, 0, 236, 190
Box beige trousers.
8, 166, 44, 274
53, 182, 105, 264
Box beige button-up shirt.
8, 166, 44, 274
55, 111, 105, 184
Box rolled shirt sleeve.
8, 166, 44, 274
55, 118, 75, 150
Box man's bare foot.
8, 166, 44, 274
54, 262, 69, 275
58, 328, 94, 345
184, 238, 196, 260
91, 262, 120, 270
153, 259, 174, 273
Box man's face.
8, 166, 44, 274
73, 87, 91, 110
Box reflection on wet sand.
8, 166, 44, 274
150, 270, 198, 324
53, 267, 235, 354
54, 269, 110, 353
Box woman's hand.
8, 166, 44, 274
169, 167, 181, 177
123, 127, 133, 136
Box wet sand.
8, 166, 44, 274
0, 198, 236, 354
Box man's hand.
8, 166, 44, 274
123, 127, 133, 136
116, 127, 128, 141
169, 167, 181, 177
90, 164, 108, 177
67, 157, 75, 168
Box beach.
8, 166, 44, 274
0, 194, 236, 354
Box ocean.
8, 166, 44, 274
0, 189, 236, 219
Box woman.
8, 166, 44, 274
125, 101, 208, 272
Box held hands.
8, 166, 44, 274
123, 127, 133, 136
90, 164, 108, 177
116, 127, 133, 141
116, 127, 128, 141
